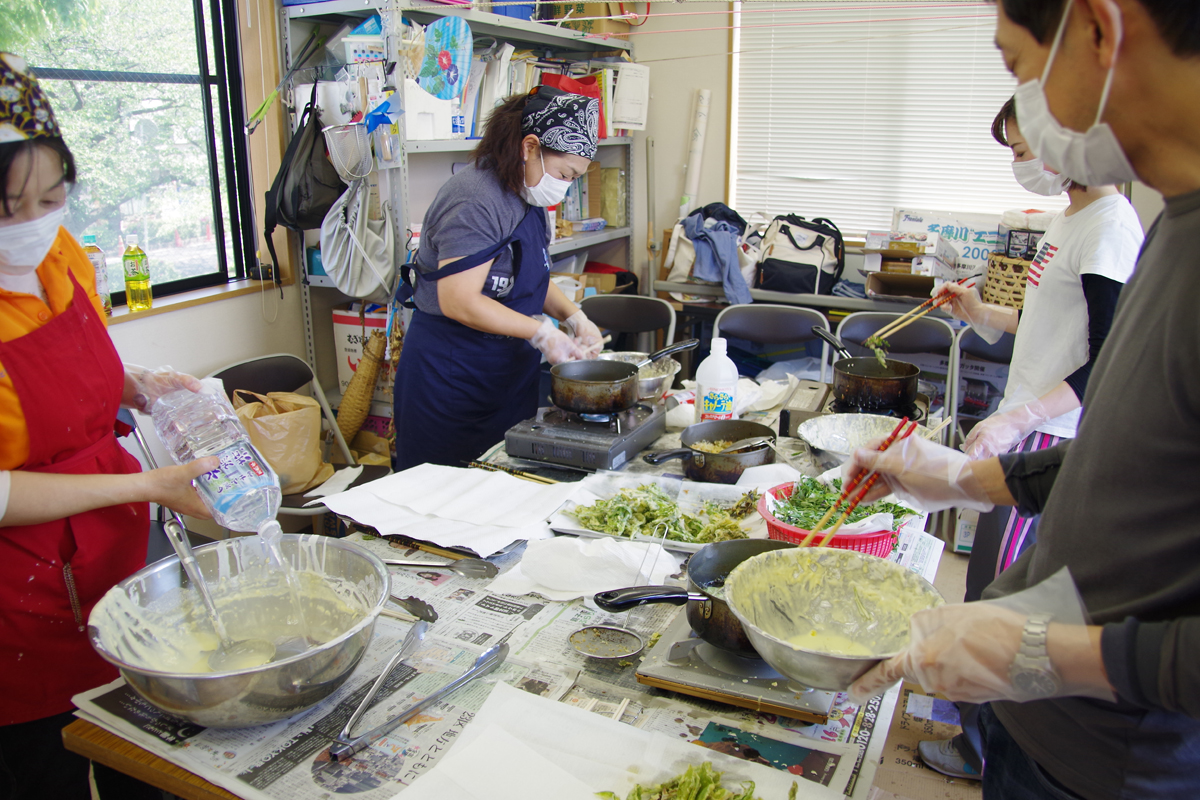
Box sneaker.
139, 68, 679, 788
918, 738, 981, 780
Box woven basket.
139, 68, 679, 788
983, 252, 1032, 310
338, 330, 386, 445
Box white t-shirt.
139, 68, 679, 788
1001, 194, 1143, 438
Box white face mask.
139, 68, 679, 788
0, 206, 66, 276
1012, 158, 1070, 196
521, 152, 572, 208
1013, 2, 1137, 187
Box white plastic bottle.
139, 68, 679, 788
696, 337, 739, 422
150, 388, 281, 532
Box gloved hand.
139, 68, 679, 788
144, 457, 219, 519
564, 309, 604, 358
849, 568, 1115, 705
964, 398, 1052, 460
528, 318, 585, 365
934, 282, 1017, 345
843, 433, 995, 512
122, 364, 203, 413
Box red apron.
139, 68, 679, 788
0, 273, 148, 725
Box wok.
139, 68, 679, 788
643, 420, 776, 484
593, 538, 796, 659
551, 339, 698, 415
812, 327, 919, 409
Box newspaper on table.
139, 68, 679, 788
75, 534, 921, 800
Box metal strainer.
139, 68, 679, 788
323, 122, 373, 182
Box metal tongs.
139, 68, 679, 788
328, 629, 510, 763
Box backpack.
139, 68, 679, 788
755, 215, 845, 295
263, 81, 346, 285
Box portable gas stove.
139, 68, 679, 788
778, 380, 929, 438
504, 402, 667, 471
636, 608, 836, 724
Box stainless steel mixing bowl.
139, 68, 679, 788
597, 351, 682, 399
89, 534, 389, 728
724, 547, 943, 691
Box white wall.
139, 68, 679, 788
629, 3, 731, 284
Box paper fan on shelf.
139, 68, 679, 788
414, 17, 472, 100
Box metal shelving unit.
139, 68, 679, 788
282, 3, 636, 375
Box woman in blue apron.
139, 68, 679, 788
395, 86, 604, 470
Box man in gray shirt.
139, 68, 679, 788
844, 1, 1200, 797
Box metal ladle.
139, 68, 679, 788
162, 518, 276, 672
383, 557, 499, 580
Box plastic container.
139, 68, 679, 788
757, 482, 897, 557
696, 337, 738, 422
82, 234, 111, 317
122, 235, 152, 312
150, 388, 281, 532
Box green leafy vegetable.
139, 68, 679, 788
569, 484, 755, 544
773, 476, 914, 535
864, 335, 890, 368
596, 762, 763, 800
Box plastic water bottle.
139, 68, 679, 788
451, 100, 466, 139
696, 337, 739, 422
81, 234, 111, 317
150, 388, 281, 532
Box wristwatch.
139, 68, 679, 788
1009, 612, 1062, 699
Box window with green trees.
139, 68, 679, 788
3, 0, 253, 305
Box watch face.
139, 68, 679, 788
1014, 669, 1060, 699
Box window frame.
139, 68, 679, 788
33, 0, 255, 304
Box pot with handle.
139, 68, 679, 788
812, 327, 919, 409
550, 339, 698, 415
642, 420, 777, 484
593, 538, 796, 659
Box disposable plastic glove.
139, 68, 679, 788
934, 282, 1017, 345
843, 433, 995, 513
528, 318, 585, 365
964, 399, 1052, 460
122, 364, 203, 413
849, 567, 1115, 705
564, 309, 604, 359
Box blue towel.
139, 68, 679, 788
683, 212, 752, 306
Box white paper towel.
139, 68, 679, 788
488, 537, 682, 601
303, 465, 363, 498
401, 682, 842, 800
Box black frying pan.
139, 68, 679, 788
813, 327, 919, 409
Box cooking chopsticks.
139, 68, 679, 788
799, 417, 918, 548
869, 277, 973, 343
467, 460, 558, 484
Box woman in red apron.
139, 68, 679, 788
0, 54, 215, 800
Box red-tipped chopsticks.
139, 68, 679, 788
869, 277, 975, 343
800, 417, 919, 548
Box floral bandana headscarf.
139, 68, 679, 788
521, 86, 598, 161
0, 53, 61, 143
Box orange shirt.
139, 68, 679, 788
0, 228, 107, 470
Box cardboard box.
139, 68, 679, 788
551, 271, 618, 301
863, 253, 957, 281
865, 272, 937, 303
332, 304, 394, 405
548, 3, 630, 38
894, 209, 1002, 280
570, 217, 608, 234
874, 683, 981, 800
865, 230, 960, 268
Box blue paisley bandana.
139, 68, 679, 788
521, 86, 598, 160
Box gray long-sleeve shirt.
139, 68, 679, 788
983, 188, 1200, 799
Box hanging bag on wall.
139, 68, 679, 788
262, 80, 347, 283
320, 177, 397, 304
755, 215, 845, 295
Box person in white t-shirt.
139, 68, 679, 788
916, 96, 1143, 783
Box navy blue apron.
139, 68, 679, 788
394, 205, 550, 470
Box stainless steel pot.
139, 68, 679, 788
596, 352, 682, 400
593, 539, 796, 659
643, 420, 777, 484
551, 339, 698, 415
89, 534, 390, 728
724, 547, 943, 690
